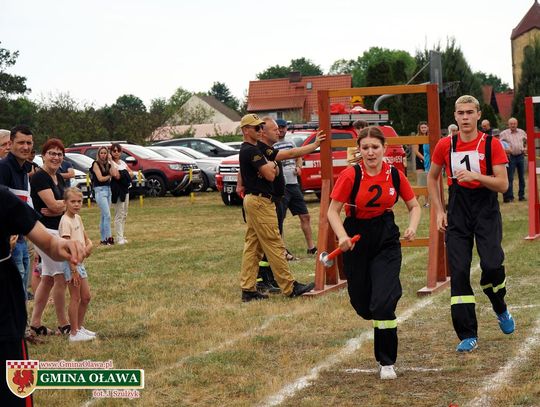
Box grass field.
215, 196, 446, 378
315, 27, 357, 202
28, 187, 540, 407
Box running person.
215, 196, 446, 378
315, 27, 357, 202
427, 95, 514, 353
327, 126, 420, 380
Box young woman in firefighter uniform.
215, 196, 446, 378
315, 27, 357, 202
327, 126, 420, 380
428, 95, 514, 354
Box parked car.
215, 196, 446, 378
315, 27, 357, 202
162, 146, 221, 191
33, 155, 91, 199
224, 141, 242, 151
66, 142, 199, 197
146, 146, 207, 191
64, 152, 148, 199
152, 137, 238, 157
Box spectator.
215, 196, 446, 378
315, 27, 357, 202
0, 125, 33, 301
273, 118, 317, 254
0, 129, 10, 159
238, 114, 323, 302
59, 187, 96, 342
427, 95, 513, 353
58, 159, 75, 183
90, 146, 117, 245
412, 121, 428, 176
27, 149, 40, 178
352, 120, 369, 133
447, 124, 458, 137
500, 117, 527, 202
0, 185, 84, 407
481, 119, 493, 136
110, 143, 132, 245
327, 126, 420, 380
29, 138, 71, 336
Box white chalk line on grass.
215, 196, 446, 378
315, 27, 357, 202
465, 316, 540, 407
344, 367, 442, 374
259, 240, 522, 407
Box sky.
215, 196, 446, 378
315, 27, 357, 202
1, 0, 536, 108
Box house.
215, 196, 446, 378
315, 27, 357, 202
151, 95, 242, 141
247, 73, 352, 123
180, 94, 241, 124
511, 0, 540, 88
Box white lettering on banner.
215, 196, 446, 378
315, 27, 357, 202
450, 150, 481, 174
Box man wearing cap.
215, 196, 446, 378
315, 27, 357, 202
238, 114, 325, 302
273, 119, 317, 255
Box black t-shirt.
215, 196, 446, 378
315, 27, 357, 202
257, 141, 285, 199
240, 142, 273, 196
0, 185, 39, 341
30, 169, 65, 230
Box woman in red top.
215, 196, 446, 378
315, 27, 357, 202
327, 126, 420, 380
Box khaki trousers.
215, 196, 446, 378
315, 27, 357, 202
240, 194, 294, 296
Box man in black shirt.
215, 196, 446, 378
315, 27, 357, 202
238, 114, 324, 302
0, 186, 84, 406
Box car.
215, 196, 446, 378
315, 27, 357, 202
224, 141, 242, 150
66, 142, 199, 197
146, 146, 206, 191
152, 137, 238, 157
33, 155, 91, 200
161, 146, 221, 191
64, 152, 148, 199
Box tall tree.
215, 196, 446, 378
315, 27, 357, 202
208, 81, 239, 112
328, 58, 356, 75
513, 37, 540, 126
0, 42, 29, 97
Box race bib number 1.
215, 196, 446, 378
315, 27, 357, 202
450, 150, 481, 174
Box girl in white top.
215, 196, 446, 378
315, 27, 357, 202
110, 143, 133, 245
59, 187, 96, 342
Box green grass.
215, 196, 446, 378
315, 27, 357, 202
27, 187, 539, 406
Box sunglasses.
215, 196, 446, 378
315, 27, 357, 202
250, 124, 264, 132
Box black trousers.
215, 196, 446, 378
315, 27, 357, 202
446, 184, 507, 340
0, 339, 33, 406
343, 212, 402, 366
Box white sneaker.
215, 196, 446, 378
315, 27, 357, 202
117, 238, 127, 245
79, 326, 96, 337
69, 330, 95, 342
380, 365, 397, 380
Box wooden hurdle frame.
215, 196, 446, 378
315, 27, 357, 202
524, 96, 540, 240
305, 84, 449, 297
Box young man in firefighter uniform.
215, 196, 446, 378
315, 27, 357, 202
427, 95, 515, 353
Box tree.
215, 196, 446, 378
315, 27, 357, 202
257, 58, 323, 79
108, 94, 149, 143
0, 42, 29, 97
328, 59, 356, 75
209, 81, 239, 112
474, 72, 510, 93
289, 58, 323, 76
256, 64, 291, 80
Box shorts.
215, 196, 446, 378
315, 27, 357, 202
63, 263, 88, 281
34, 229, 65, 277
282, 184, 308, 216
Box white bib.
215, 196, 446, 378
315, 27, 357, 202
450, 150, 481, 175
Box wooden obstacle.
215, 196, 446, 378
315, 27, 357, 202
305, 84, 449, 297
524, 96, 540, 240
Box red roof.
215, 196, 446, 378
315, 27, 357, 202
247, 74, 352, 121
512, 1, 540, 39
495, 90, 514, 122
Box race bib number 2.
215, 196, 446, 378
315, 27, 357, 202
450, 150, 481, 175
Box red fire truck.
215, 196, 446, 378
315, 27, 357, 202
215, 105, 407, 205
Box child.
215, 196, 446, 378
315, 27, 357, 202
59, 187, 96, 342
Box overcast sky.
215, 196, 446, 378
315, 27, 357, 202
1, 0, 535, 108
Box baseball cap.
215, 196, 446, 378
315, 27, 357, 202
240, 114, 264, 128
276, 119, 288, 127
